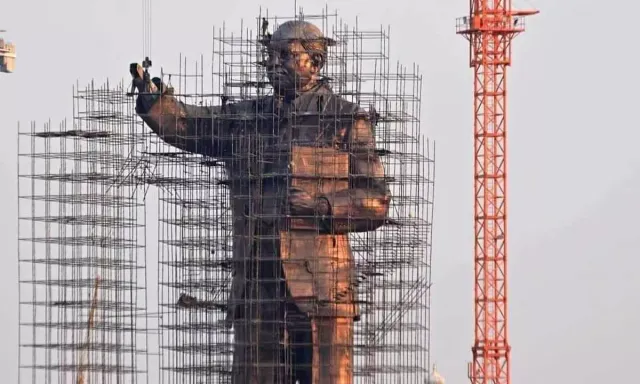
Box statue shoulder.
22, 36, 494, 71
330, 95, 379, 140
331, 94, 366, 118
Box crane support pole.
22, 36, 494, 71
456, 2, 537, 384
76, 275, 101, 384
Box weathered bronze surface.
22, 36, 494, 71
133, 19, 389, 384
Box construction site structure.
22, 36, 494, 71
17, 7, 436, 383
17, 85, 152, 383
0, 29, 16, 73
456, 3, 538, 384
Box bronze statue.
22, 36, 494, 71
132, 20, 390, 384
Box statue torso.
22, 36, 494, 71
221, 85, 362, 320
222, 85, 357, 224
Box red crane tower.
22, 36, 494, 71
456, 2, 538, 384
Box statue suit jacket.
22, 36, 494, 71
136, 83, 390, 322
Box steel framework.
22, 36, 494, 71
456, 2, 538, 384
148, 9, 435, 382
17, 85, 151, 383
17, 8, 435, 384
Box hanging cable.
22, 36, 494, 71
142, 0, 151, 62
129, 0, 153, 96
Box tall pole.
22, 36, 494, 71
456, 2, 537, 384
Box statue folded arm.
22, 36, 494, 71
322, 117, 391, 233
135, 89, 229, 157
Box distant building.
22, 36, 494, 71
0, 37, 16, 73
427, 364, 445, 384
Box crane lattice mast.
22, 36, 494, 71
456, 2, 538, 384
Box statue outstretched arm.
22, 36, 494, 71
322, 117, 391, 233
134, 77, 229, 157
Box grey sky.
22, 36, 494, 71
2, 0, 639, 383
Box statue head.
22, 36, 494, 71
265, 20, 331, 95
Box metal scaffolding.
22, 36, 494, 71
17, 85, 151, 384
16, 8, 435, 384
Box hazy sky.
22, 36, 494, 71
2, 0, 639, 383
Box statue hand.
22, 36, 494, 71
129, 63, 147, 92
288, 188, 330, 216
129, 62, 163, 94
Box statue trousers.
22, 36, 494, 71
232, 245, 354, 384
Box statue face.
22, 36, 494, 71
266, 39, 320, 94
